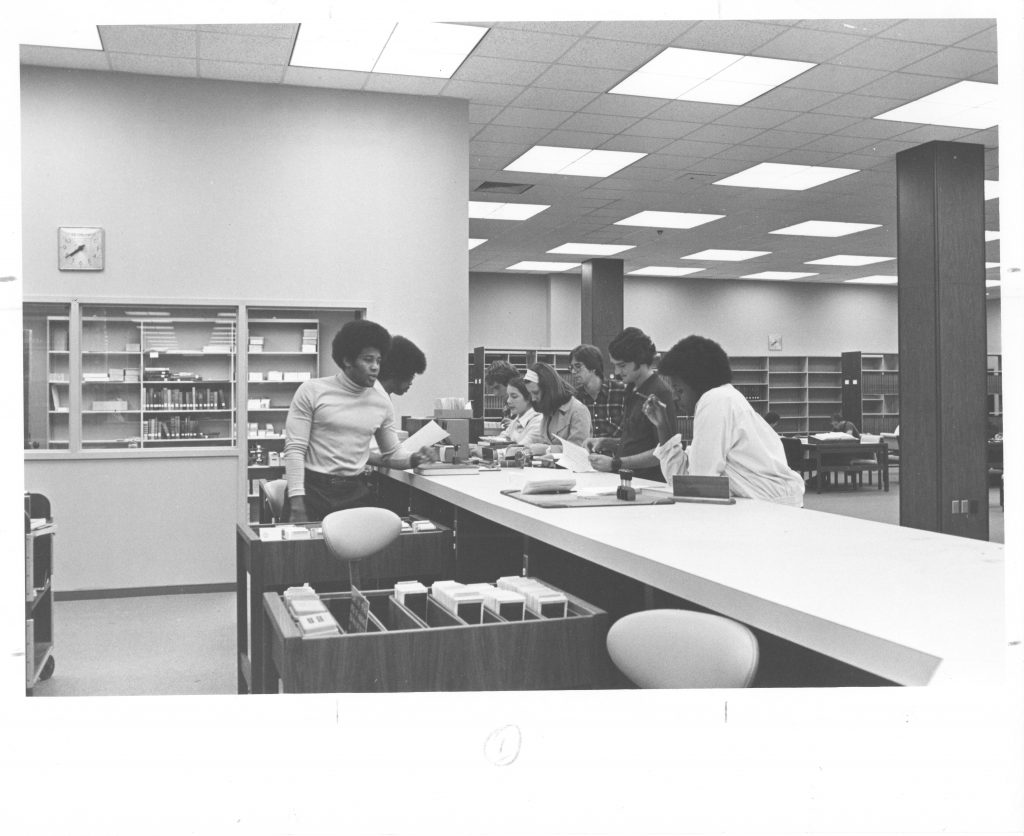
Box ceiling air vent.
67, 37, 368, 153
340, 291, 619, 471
475, 181, 534, 195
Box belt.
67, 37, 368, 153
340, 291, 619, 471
304, 469, 366, 487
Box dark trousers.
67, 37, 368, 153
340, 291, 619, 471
303, 469, 371, 522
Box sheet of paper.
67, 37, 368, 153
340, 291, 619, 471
399, 419, 450, 453
553, 435, 596, 473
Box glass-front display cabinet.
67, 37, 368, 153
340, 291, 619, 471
24, 302, 72, 450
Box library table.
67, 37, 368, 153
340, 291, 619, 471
379, 467, 1005, 687
806, 440, 890, 493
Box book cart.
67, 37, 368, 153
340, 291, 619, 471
260, 581, 610, 693
25, 493, 56, 695
236, 517, 455, 694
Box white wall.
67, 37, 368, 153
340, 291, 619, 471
21, 67, 468, 591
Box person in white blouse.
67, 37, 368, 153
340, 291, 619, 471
641, 335, 805, 507
494, 376, 543, 446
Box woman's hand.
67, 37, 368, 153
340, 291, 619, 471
641, 394, 673, 440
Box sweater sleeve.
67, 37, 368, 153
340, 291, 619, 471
565, 399, 592, 446
283, 382, 314, 497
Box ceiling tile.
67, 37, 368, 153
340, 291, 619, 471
555, 38, 662, 70
442, 79, 524, 106
877, 18, 995, 46
472, 28, 579, 62
494, 106, 572, 129
855, 139, 921, 157
899, 46, 997, 79
599, 135, 674, 154
797, 134, 877, 154
470, 139, 534, 159
955, 27, 998, 52
970, 67, 998, 83
812, 93, 903, 118
646, 100, 735, 123
767, 149, 841, 166
713, 107, 801, 129
198, 31, 296, 64
834, 39, 941, 71
714, 145, 777, 162
586, 20, 695, 44
281, 65, 367, 90
745, 129, 817, 149
852, 72, 951, 100
107, 53, 197, 77
755, 27, 867, 62
557, 112, 638, 134
775, 112, 861, 134
199, 60, 286, 84
510, 86, 599, 111
657, 138, 732, 158
841, 118, 915, 139
454, 56, 550, 86
796, 20, 899, 36
498, 21, 598, 37
894, 125, 982, 144
19, 46, 111, 71
469, 103, 504, 123
672, 20, 791, 54
100, 26, 196, 58
581, 93, 665, 118
195, 24, 299, 38
473, 124, 552, 145
786, 64, 888, 94
623, 118, 703, 139
752, 86, 840, 111
532, 64, 627, 92
682, 124, 765, 145
540, 128, 618, 147
363, 74, 451, 95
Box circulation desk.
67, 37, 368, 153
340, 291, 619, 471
376, 467, 1005, 688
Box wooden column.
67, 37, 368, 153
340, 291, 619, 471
896, 140, 988, 540
580, 258, 623, 362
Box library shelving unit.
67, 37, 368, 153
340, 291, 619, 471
78, 309, 238, 449
767, 355, 809, 434
468, 346, 572, 420
806, 356, 844, 433
25, 492, 55, 696
842, 352, 900, 434
45, 316, 71, 450
731, 355, 842, 435
987, 354, 1002, 430
730, 356, 769, 415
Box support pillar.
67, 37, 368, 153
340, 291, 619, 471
581, 258, 623, 362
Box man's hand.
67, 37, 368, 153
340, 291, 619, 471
641, 394, 673, 442
290, 497, 309, 523
409, 445, 439, 468
588, 453, 615, 473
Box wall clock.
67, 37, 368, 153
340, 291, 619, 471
58, 226, 104, 271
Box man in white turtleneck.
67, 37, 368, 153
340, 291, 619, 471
284, 320, 432, 522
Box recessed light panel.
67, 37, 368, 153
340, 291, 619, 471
986, 262, 1000, 269
610, 47, 814, 105
986, 280, 1001, 288
627, 267, 706, 277
548, 243, 635, 256
714, 163, 858, 191
615, 210, 724, 229
741, 272, 818, 280
844, 275, 897, 284
504, 146, 646, 177
874, 81, 999, 129
681, 249, 769, 261
292, 22, 487, 78
507, 261, 581, 272
19, 23, 102, 49
468, 238, 486, 250
985, 181, 999, 201
805, 255, 895, 266
985, 230, 1000, 241
771, 221, 880, 237
468, 201, 549, 220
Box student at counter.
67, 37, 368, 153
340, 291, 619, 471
493, 377, 543, 446
587, 327, 675, 482
284, 320, 434, 522
642, 335, 804, 507
523, 363, 592, 452
484, 360, 519, 425
570, 343, 626, 439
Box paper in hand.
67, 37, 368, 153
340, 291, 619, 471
553, 435, 596, 473
400, 420, 449, 452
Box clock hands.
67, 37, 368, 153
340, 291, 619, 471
65, 244, 85, 259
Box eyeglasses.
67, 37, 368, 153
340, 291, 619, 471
569, 363, 585, 372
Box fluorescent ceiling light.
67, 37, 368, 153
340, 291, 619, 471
741, 271, 818, 281
627, 267, 706, 277
714, 163, 858, 191
468, 238, 487, 250
507, 261, 581, 272
874, 81, 998, 129
986, 262, 1000, 269
504, 145, 646, 177
468, 201, 549, 220
681, 249, 769, 261
548, 243, 635, 256
986, 280, 1001, 288
771, 221, 880, 237
805, 255, 894, 266
985, 181, 999, 201
610, 47, 814, 105
985, 230, 1000, 241
844, 275, 897, 284
615, 210, 723, 229
19, 23, 102, 50
292, 21, 487, 78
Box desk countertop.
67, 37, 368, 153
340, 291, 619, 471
382, 467, 1008, 687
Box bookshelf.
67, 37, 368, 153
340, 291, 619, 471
76, 308, 238, 449
842, 352, 900, 434
730, 355, 842, 435
468, 346, 572, 420
46, 316, 71, 449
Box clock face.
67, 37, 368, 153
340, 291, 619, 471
58, 227, 104, 271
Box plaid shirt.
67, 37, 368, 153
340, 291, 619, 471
575, 377, 627, 438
